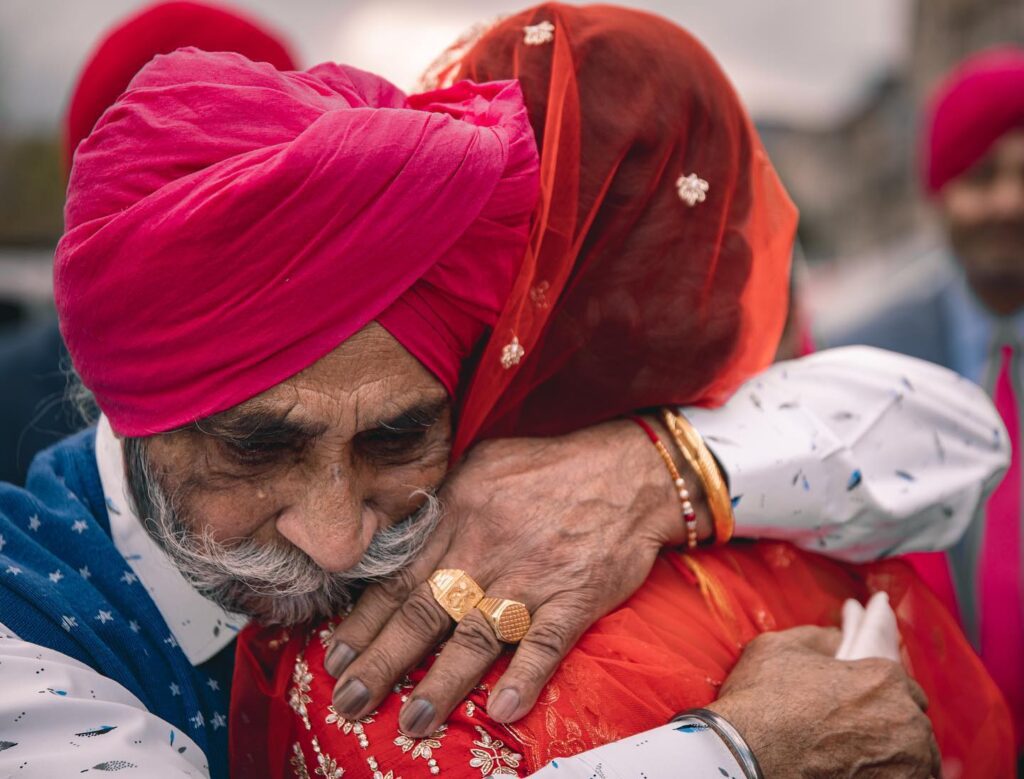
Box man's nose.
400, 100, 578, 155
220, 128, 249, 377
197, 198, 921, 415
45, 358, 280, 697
274, 475, 370, 572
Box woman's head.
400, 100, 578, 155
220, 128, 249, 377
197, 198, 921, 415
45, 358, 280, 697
448, 4, 797, 448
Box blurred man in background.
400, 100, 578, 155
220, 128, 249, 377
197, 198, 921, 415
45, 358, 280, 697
0, 1, 296, 485
835, 47, 1024, 754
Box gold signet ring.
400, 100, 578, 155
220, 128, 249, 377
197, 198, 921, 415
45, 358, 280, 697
476, 597, 532, 643
428, 569, 485, 623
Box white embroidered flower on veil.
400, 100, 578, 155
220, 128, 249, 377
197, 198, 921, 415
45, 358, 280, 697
676, 173, 710, 206
523, 20, 555, 45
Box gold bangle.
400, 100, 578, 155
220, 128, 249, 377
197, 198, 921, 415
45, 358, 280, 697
661, 408, 735, 544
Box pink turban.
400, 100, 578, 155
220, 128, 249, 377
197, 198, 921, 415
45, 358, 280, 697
55, 49, 539, 436
924, 47, 1024, 193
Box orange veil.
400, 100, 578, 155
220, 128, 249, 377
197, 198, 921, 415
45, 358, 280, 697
230, 5, 1014, 777
446, 4, 795, 455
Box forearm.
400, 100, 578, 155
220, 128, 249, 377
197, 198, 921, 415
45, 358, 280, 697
684, 346, 1009, 561
0, 625, 209, 777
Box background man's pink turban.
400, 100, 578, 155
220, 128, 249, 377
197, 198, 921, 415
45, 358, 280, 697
64, 0, 298, 170
55, 49, 539, 436
924, 46, 1024, 193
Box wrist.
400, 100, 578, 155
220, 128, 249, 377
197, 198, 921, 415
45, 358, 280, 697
660, 409, 735, 544
705, 695, 775, 779
622, 415, 712, 546
673, 706, 764, 779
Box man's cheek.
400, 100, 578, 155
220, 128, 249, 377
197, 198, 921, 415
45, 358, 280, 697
371, 447, 447, 507
184, 490, 280, 542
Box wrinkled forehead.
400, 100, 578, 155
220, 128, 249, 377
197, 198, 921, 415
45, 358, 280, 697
199, 323, 449, 437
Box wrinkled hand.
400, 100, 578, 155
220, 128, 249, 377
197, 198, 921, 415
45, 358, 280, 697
324, 418, 707, 737
708, 626, 940, 779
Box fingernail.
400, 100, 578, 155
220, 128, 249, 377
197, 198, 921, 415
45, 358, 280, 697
488, 688, 520, 722
333, 678, 370, 717
400, 698, 436, 736
325, 642, 356, 676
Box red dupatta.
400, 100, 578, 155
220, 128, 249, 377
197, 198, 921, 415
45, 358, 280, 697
446, 4, 795, 456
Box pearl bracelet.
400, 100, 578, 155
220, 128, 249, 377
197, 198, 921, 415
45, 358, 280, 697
628, 415, 699, 549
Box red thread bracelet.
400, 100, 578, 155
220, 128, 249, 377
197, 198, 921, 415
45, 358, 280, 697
628, 416, 699, 549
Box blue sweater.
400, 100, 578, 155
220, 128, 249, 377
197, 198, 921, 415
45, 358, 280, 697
0, 429, 232, 779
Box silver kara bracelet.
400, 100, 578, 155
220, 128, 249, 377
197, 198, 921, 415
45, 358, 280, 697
671, 707, 764, 779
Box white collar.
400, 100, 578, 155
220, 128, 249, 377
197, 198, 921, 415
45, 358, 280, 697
94, 415, 248, 665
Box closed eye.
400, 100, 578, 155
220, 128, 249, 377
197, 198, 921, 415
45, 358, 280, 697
355, 426, 431, 463
200, 405, 325, 469
220, 436, 308, 466
355, 399, 448, 464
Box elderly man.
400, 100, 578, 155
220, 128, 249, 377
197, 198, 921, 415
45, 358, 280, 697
0, 44, 1010, 779
834, 48, 1024, 751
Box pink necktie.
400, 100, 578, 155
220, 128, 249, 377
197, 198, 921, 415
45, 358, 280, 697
980, 343, 1024, 747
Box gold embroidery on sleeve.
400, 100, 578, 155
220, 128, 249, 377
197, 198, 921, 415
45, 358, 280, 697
289, 652, 314, 730
325, 705, 375, 749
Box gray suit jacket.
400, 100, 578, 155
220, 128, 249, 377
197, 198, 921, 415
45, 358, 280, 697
827, 281, 957, 372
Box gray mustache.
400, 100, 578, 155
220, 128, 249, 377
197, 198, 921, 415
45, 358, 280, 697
123, 436, 441, 625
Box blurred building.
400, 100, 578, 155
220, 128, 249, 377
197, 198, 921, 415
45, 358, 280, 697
760, 74, 914, 260
911, 0, 1024, 101
762, 0, 1024, 264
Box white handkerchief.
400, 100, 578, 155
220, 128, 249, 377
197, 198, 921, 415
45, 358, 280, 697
835, 591, 901, 662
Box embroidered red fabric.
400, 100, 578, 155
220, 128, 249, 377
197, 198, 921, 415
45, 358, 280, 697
230, 5, 1014, 777
233, 546, 1012, 778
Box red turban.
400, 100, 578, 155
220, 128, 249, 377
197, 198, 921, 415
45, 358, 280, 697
55, 50, 539, 436
924, 46, 1024, 193
64, 1, 298, 169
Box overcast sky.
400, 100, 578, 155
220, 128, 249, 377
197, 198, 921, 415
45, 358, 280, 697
0, 0, 911, 133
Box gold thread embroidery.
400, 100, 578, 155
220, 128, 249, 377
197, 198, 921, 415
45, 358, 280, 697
675, 173, 709, 206
325, 705, 375, 749
367, 756, 400, 779
500, 338, 525, 369
529, 282, 550, 309
288, 653, 313, 730
311, 735, 344, 778
468, 726, 522, 777
523, 21, 555, 45
291, 742, 311, 779
394, 724, 447, 761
